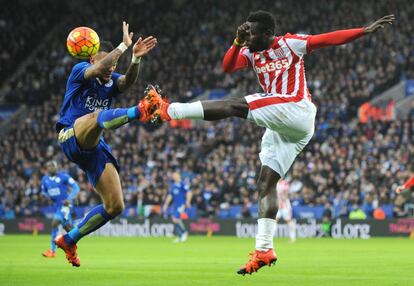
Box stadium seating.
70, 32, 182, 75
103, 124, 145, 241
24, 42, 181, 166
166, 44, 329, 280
1, 0, 414, 220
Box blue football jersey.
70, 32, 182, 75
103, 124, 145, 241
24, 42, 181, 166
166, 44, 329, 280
169, 182, 190, 207
41, 172, 77, 207
57, 62, 122, 127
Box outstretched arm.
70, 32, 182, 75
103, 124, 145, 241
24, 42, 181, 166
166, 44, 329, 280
117, 36, 157, 92
222, 22, 251, 73
84, 21, 133, 80
307, 15, 394, 53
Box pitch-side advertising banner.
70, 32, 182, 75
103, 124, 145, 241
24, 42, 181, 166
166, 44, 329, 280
1, 218, 413, 238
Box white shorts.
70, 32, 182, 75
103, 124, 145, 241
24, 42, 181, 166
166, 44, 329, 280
245, 93, 317, 177
276, 207, 292, 221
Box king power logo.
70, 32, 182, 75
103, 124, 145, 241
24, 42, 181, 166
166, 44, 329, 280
85, 96, 110, 111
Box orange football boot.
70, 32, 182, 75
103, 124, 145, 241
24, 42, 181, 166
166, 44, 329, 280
54, 235, 80, 267
140, 84, 170, 124
41, 249, 56, 258
137, 84, 164, 123
237, 249, 277, 275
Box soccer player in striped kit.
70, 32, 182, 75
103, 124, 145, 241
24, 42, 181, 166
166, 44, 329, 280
145, 11, 394, 275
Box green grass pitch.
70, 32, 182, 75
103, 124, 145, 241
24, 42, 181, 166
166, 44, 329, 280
0, 235, 413, 286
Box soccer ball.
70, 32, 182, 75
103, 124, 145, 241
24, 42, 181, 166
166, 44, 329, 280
66, 27, 100, 60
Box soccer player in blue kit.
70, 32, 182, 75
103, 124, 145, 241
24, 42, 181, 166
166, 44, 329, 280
54, 22, 158, 267
162, 172, 192, 243
40, 160, 80, 258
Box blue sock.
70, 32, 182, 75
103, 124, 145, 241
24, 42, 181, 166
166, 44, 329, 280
64, 205, 113, 244
97, 107, 140, 130
51, 228, 58, 252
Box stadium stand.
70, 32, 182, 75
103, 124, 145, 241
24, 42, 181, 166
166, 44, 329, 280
1, 0, 413, 219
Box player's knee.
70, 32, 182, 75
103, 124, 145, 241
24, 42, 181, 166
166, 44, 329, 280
259, 202, 278, 218
105, 200, 125, 217
264, 208, 278, 218
229, 99, 249, 117
257, 178, 273, 195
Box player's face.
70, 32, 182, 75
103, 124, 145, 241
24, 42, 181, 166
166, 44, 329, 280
246, 22, 271, 52
46, 162, 57, 175
172, 172, 181, 182
91, 51, 117, 82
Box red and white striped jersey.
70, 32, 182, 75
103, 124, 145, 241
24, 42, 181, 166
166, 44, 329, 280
277, 179, 291, 209
241, 34, 312, 102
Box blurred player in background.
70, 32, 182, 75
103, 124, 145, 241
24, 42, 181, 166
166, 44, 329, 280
143, 11, 394, 275
276, 179, 296, 243
163, 172, 192, 243
54, 21, 157, 267
40, 160, 79, 258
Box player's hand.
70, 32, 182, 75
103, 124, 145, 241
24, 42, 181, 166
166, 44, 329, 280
122, 21, 134, 47
132, 36, 158, 58
395, 185, 405, 194
236, 22, 250, 46
364, 15, 394, 34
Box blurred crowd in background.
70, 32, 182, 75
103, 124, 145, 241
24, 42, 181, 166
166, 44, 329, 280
1, 0, 414, 220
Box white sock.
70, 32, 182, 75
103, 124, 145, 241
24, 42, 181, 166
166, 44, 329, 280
288, 220, 296, 241
255, 218, 276, 251
167, 101, 204, 120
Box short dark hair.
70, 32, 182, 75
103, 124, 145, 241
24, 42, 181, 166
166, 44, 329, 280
247, 10, 276, 34
99, 40, 114, 53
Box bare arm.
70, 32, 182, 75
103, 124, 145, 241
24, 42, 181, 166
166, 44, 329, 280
84, 49, 124, 80
186, 191, 192, 209
84, 21, 133, 80
117, 36, 157, 92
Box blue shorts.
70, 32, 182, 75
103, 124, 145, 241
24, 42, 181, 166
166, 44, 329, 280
172, 205, 185, 219
58, 125, 120, 187
54, 206, 73, 227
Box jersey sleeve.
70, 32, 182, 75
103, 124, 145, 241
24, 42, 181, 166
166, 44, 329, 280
70, 62, 91, 83
61, 173, 75, 186
284, 33, 311, 57
222, 45, 252, 73
285, 29, 365, 56
307, 28, 364, 52
403, 175, 414, 189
